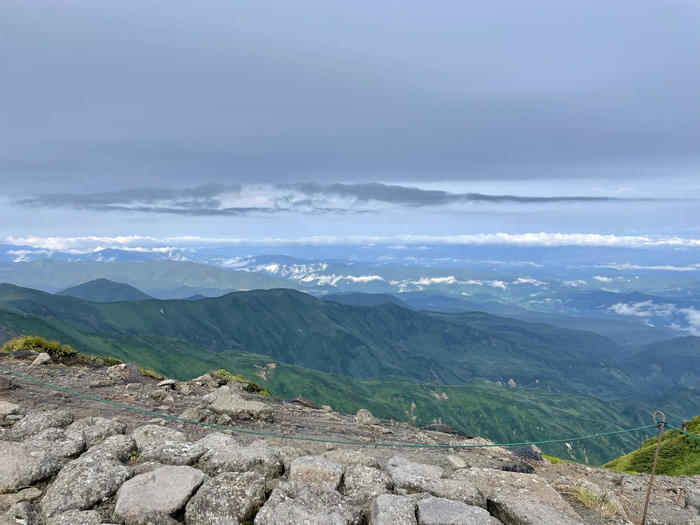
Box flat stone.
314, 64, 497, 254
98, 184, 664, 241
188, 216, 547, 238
0, 487, 42, 508
369, 494, 422, 525
343, 464, 392, 502
387, 456, 444, 491
65, 416, 126, 447
139, 441, 206, 466
83, 434, 138, 462
32, 352, 51, 365
114, 465, 205, 525
0, 502, 34, 525
203, 385, 273, 421
46, 509, 104, 525
454, 468, 584, 525
157, 379, 176, 388
0, 440, 61, 491
185, 471, 266, 525
322, 449, 380, 468
132, 424, 186, 451
687, 489, 700, 511
197, 433, 282, 480
254, 481, 362, 525
0, 401, 21, 418
289, 456, 344, 490
26, 428, 85, 458
41, 454, 132, 517
417, 497, 493, 525
7, 409, 73, 440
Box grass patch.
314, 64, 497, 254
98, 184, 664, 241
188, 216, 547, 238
561, 484, 621, 517
543, 454, 572, 465
2, 335, 122, 367
210, 369, 271, 396
139, 367, 165, 380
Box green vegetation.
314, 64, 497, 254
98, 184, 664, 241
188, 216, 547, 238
2, 335, 122, 367
58, 278, 152, 302
604, 415, 700, 475
209, 369, 271, 396
138, 367, 164, 380
560, 484, 621, 517
542, 454, 571, 465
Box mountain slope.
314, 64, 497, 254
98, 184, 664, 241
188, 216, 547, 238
58, 278, 152, 302
604, 414, 700, 475
0, 283, 644, 395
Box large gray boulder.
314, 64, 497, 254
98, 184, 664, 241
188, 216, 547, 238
323, 448, 381, 468
254, 481, 362, 525
139, 441, 206, 466
197, 434, 282, 479
7, 409, 73, 440
203, 385, 273, 421
185, 471, 266, 525
82, 434, 137, 463
369, 494, 423, 525
343, 464, 392, 502
132, 424, 186, 452
416, 497, 494, 525
0, 502, 34, 525
65, 416, 126, 448
289, 456, 344, 490
41, 455, 132, 517
387, 456, 443, 491
114, 465, 205, 525
454, 468, 584, 525
0, 440, 61, 491
25, 428, 85, 459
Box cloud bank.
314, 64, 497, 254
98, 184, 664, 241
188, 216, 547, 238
12, 182, 655, 217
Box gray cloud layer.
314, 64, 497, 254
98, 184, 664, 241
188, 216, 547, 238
14, 182, 655, 216
1, 0, 699, 191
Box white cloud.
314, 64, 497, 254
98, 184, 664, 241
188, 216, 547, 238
679, 308, 700, 336
7, 232, 700, 253
597, 263, 698, 272
593, 275, 613, 282
513, 277, 546, 286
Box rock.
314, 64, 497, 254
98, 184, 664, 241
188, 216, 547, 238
41, 455, 132, 517
0, 441, 61, 490
343, 464, 392, 502
0, 502, 34, 525
687, 489, 700, 511
126, 383, 142, 391
0, 486, 42, 507
148, 389, 173, 403
26, 428, 85, 458
416, 497, 493, 525
179, 405, 210, 422
46, 509, 104, 525
254, 481, 362, 525
322, 449, 381, 468
288, 397, 321, 409
32, 352, 51, 366
131, 461, 165, 475
132, 424, 186, 451
197, 436, 283, 480
83, 434, 138, 462
185, 471, 266, 525
369, 494, 422, 525
204, 385, 273, 421
446, 455, 467, 469
387, 456, 444, 491
508, 444, 543, 462
107, 363, 142, 383
454, 468, 584, 525
7, 409, 73, 439
157, 379, 176, 388
65, 416, 126, 447
139, 441, 206, 466
0, 401, 21, 418
289, 456, 344, 490
355, 408, 378, 425
114, 466, 205, 525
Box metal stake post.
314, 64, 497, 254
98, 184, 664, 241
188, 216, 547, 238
641, 411, 666, 525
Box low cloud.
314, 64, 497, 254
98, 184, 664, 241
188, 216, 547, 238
12, 182, 655, 217
609, 300, 700, 335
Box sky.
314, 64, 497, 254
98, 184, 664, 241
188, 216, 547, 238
1, 0, 699, 251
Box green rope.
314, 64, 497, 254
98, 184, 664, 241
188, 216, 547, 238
665, 423, 700, 441
0, 364, 660, 449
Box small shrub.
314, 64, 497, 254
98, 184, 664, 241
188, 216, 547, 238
101, 356, 123, 367
210, 369, 271, 396
2, 335, 76, 358
561, 484, 621, 517
139, 368, 164, 380
128, 450, 141, 462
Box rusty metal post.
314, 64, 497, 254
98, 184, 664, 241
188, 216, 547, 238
641, 411, 665, 525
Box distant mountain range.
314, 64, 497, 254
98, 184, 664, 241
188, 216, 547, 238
0, 281, 698, 464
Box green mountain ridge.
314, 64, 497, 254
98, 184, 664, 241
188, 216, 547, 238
58, 278, 153, 302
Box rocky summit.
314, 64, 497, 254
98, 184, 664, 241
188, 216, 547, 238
1, 352, 699, 525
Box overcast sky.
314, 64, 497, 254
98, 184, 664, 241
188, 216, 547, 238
1, 0, 699, 248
